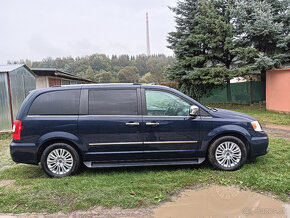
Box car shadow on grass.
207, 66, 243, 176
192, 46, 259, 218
0, 159, 258, 180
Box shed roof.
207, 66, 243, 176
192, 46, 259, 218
31, 68, 92, 82
0, 64, 36, 77
0, 64, 24, 73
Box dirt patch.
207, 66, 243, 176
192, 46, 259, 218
262, 123, 290, 140
1, 185, 288, 218
0, 180, 15, 187
263, 123, 290, 131
153, 185, 289, 218
0, 206, 154, 218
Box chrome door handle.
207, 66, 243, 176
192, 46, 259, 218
146, 122, 160, 126
125, 122, 140, 126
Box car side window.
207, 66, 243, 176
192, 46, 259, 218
145, 90, 190, 116
28, 90, 80, 115
89, 89, 138, 115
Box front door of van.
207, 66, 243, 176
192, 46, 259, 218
78, 88, 144, 162
141, 89, 202, 161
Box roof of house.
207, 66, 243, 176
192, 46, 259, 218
31, 68, 92, 82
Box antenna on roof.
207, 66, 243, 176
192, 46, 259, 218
146, 12, 151, 56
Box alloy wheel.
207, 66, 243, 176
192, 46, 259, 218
215, 141, 241, 168
47, 148, 74, 175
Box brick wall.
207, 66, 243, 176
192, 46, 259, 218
48, 78, 61, 87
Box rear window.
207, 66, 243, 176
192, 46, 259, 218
28, 90, 80, 115
89, 89, 137, 115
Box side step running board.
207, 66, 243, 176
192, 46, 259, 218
83, 158, 205, 168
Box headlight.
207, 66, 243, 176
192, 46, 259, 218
251, 121, 262, 131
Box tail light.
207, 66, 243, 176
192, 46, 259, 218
12, 120, 22, 140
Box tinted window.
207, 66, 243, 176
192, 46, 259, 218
145, 90, 190, 116
89, 89, 138, 115
28, 90, 80, 115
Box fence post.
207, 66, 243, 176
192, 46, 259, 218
226, 81, 232, 103
250, 78, 253, 105
6, 72, 14, 128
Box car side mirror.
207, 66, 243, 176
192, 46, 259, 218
189, 105, 199, 116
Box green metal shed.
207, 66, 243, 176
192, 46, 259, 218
0, 64, 35, 131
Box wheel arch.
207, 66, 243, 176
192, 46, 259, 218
206, 132, 250, 156
37, 138, 82, 163
202, 125, 251, 158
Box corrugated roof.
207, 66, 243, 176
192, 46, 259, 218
0, 64, 24, 73
31, 67, 57, 71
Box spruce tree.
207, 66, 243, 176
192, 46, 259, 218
167, 0, 289, 99
167, 0, 256, 99
234, 0, 290, 81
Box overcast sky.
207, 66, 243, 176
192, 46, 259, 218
0, 0, 176, 64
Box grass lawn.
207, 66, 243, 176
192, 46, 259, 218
205, 103, 290, 126
0, 134, 14, 171
0, 134, 289, 214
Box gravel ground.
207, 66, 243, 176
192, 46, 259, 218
262, 123, 290, 140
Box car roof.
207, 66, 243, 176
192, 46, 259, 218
33, 83, 172, 93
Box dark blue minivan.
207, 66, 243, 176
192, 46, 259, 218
10, 84, 268, 177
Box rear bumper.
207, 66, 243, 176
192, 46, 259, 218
249, 135, 269, 158
10, 142, 38, 164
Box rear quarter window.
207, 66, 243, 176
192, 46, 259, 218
28, 90, 80, 115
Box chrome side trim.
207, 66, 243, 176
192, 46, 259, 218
27, 115, 79, 117
89, 141, 198, 146
144, 141, 198, 144
89, 142, 143, 146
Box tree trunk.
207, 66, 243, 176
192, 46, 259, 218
261, 68, 266, 82
226, 80, 232, 103
249, 78, 253, 105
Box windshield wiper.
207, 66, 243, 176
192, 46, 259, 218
206, 106, 218, 112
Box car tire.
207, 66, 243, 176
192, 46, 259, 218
208, 136, 247, 171
41, 143, 81, 178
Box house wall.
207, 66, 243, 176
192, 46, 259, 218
266, 69, 290, 113
36, 76, 85, 89
36, 76, 49, 89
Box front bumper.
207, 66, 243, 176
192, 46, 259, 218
10, 142, 38, 164
249, 135, 269, 158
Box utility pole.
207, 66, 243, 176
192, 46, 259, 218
146, 12, 151, 56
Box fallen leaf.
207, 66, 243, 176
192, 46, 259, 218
13, 202, 24, 209
68, 199, 76, 206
